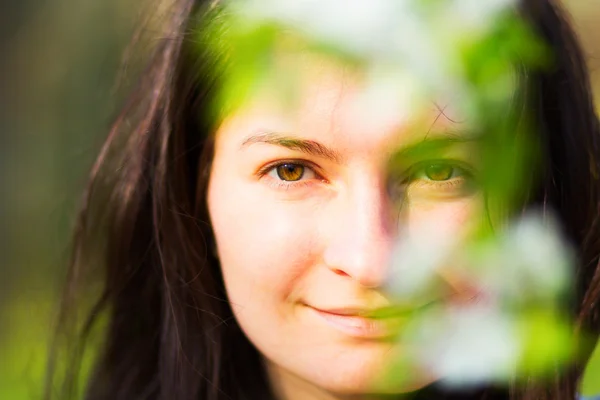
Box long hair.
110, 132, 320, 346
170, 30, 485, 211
45, 0, 600, 399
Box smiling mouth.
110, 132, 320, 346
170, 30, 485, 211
306, 304, 430, 340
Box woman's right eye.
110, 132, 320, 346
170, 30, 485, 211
265, 162, 318, 183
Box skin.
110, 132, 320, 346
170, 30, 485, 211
207, 56, 484, 400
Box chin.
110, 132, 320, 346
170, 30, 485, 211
266, 346, 438, 398
314, 369, 435, 397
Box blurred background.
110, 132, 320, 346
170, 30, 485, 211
0, 0, 599, 398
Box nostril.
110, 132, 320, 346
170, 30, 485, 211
332, 268, 350, 277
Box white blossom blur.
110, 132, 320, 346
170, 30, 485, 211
396, 212, 573, 385
408, 305, 520, 386
229, 0, 518, 112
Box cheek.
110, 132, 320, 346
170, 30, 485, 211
406, 196, 482, 237
207, 176, 319, 310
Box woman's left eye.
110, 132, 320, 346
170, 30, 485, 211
414, 162, 465, 182
387, 161, 474, 201
395, 160, 475, 194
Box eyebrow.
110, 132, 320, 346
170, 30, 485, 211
391, 132, 481, 167
406, 131, 479, 153
241, 131, 344, 163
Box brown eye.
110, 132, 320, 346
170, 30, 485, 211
276, 164, 305, 181
424, 164, 454, 181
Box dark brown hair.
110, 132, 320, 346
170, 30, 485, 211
45, 0, 600, 399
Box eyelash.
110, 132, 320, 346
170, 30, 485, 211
406, 160, 473, 184
388, 159, 475, 199
257, 159, 325, 189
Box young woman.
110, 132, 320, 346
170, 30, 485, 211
46, 0, 600, 399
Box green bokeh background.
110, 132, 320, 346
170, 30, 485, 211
1, 0, 599, 398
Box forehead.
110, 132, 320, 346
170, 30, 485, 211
217, 52, 471, 152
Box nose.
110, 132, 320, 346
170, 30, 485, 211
322, 178, 397, 288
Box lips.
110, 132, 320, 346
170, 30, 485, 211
317, 305, 413, 318
306, 305, 415, 339
306, 289, 489, 339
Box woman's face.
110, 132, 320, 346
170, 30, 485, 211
208, 56, 483, 399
